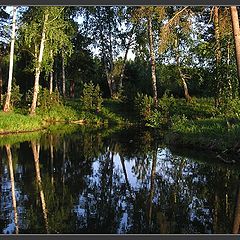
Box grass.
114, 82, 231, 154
0, 98, 135, 134
164, 98, 240, 153
2, 96, 239, 156
0, 111, 43, 133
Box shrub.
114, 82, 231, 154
134, 92, 154, 121
81, 81, 103, 111
11, 83, 22, 108
134, 91, 176, 128
2, 83, 22, 109
217, 97, 240, 119
25, 87, 62, 112
38, 88, 62, 112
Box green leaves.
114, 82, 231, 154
19, 7, 74, 74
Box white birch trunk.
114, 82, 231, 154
30, 12, 49, 115
62, 51, 66, 97
4, 7, 17, 112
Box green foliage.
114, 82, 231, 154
2, 83, 23, 110
81, 81, 103, 111
217, 97, 240, 119
38, 88, 62, 112
134, 92, 176, 128
134, 92, 154, 121
39, 105, 79, 122
25, 87, 62, 111
10, 83, 23, 108
0, 111, 42, 133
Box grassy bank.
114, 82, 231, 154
163, 98, 240, 155
1, 95, 240, 159
0, 98, 133, 134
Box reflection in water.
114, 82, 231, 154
31, 141, 49, 233
5, 145, 19, 234
0, 126, 240, 234
147, 147, 157, 232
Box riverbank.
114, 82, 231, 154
0, 99, 134, 134
162, 98, 240, 160
1, 97, 240, 160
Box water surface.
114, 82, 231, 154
0, 126, 239, 234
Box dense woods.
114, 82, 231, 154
0, 5, 240, 153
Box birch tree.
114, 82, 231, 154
158, 6, 193, 102
3, 6, 17, 112
132, 6, 166, 107
19, 7, 73, 114
81, 6, 135, 98
30, 10, 48, 115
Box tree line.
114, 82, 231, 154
0, 6, 240, 114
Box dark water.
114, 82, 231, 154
0, 126, 240, 234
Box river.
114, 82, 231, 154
0, 125, 239, 234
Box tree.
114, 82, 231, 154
3, 6, 17, 112
132, 7, 166, 107
213, 6, 222, 106
0, 7, 9, 106
81, 6, 135, 98
147, 14, 158, 107
158, 6, 193, 102
30, 10, 48, 115
19, 7, 74, 114
230, 6, 240, 94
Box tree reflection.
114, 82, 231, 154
5, 144, 19, 234
1, 126, 240, 234
31, 140, 49, 233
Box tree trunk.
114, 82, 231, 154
3, 7, 17, 112
119, 25, 135, 90
175, 38, 191, 102
32, 141, 49, 233
214, 6, 222, 107
147, 16, 158, 108
54, 59, 58, 92
30, 12, 49, 115
62, 51, 66, 97
49, 50, 53, 94
70, 79, 75, 98
5, 144, 19, 234
230, 6, 240, 94
227, 38, 233, 98
233, 183, 240, 234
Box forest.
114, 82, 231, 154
1, 6, 240, 156
2, 5, 240, 235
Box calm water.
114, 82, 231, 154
0, 126, 239, 234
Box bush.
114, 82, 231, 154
38, 88, 62, 111
25, 87, 62, 112
134, 91, 176, 128
81, 81, 103, 112
134, 92, 154, 121
2, 83, 22, 109
217, 97, 240, 119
